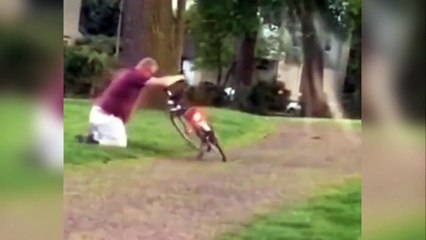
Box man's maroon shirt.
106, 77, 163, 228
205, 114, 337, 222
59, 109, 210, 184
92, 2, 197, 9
96, 68, 151, 123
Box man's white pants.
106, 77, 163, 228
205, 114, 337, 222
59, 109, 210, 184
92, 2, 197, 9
89, 106, 127, 147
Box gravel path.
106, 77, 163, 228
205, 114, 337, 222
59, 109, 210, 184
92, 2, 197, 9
64, 122, 361, 240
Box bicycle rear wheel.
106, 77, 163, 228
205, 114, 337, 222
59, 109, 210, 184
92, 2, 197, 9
170, 113, 201, 150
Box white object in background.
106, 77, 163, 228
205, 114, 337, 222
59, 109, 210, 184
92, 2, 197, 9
182, 60, 196, 86
224, 87, 236, 101
286, 102, 302, 112
34, 104, 64, 172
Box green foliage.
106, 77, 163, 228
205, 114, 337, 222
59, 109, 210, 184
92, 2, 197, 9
256, 25, 292, 59
247, 81, 290, 114
344, 0, 361, 117
0, 27, 55, 92
229, 0, 261, 35
80, 0, 121, 36
189, 0, 362, 66
188, 0, 289, 70
312, 0, 361, 40
186, 83, 231, 107
64, 45, 116, 97
188, 1, 236, 70
76, 35, 117, 55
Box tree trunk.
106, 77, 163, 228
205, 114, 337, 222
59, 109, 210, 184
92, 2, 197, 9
120, 0, 186, 109
216, 41, 223, 85
223, 61, 236, 87
234, 33, 257, 108
120, 0, 186, 75
119, 0, 144, 67
141, 0, 186, 75
299, 10, 330, 118
115, 0, 124, 57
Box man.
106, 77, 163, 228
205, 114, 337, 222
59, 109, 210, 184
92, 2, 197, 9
77, 57, 183, 147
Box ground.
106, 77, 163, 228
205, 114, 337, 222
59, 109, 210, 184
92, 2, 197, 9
222, 178, 361, 240
0, 99, 362, 239
64, 115, 361, 240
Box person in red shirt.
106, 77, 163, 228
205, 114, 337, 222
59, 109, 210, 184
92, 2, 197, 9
77, 57, 183, 147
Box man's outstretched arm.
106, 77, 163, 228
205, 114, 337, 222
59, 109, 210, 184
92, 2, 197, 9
145, 75, 184, 87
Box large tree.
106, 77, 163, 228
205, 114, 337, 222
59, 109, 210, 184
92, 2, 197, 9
285, 0, 359, 117
296, 1, 329, 117
189, 0, 276, 108
189, 0, 359, 114
119, 0, 186, 75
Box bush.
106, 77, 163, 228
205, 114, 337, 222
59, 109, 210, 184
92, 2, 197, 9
75, 35, 117, 55
185, 82, 231, 107
0, 28, 54, 93
246, 81, 290, 114
80, 0, 121, 36
64, 45, 116, 97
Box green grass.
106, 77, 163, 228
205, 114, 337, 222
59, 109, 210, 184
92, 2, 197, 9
0, 97, 33, 155
65, 99, 277, 164
366, 214, 425, 240
285, 117, 362, 130
0, 97, 61, 194
221, 178, 361, 240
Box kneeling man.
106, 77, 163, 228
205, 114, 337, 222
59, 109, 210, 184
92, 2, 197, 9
77, 57, 183, 147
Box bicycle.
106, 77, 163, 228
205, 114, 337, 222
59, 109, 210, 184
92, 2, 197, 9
163, 83, 227, 162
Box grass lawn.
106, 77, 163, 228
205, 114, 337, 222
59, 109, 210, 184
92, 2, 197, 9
65, 99, 277, 164
0, 97, 61, 194
221, 177, 361, 240
365, 214, 425, 240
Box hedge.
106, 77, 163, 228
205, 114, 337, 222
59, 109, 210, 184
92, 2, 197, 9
64, 38, 117, 97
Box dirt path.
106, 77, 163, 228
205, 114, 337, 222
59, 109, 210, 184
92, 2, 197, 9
64, 122, 361, 240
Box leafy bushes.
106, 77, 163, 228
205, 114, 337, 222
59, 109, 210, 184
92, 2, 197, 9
64, 35, 118, 97
80, 0, 121, 36
0, 28, 54, 93
64, 44, 116, 97
75, 35, 117, 55
246, 81, 290, 114
186, 82, 231, 107
185, 81, 290, 112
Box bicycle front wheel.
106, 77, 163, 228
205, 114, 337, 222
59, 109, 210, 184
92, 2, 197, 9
170, 113, 201, 150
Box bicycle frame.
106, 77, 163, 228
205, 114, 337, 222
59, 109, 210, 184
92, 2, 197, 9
164, 84, 227, 162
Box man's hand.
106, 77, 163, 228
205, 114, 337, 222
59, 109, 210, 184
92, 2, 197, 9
163, 75, 185, 83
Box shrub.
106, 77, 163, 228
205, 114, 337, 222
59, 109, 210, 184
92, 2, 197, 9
75, 35, 117, 55
247, 81, 290, 114
185, 82, 231, 107
0, 28, 54, 93
64, 45, 116, 97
